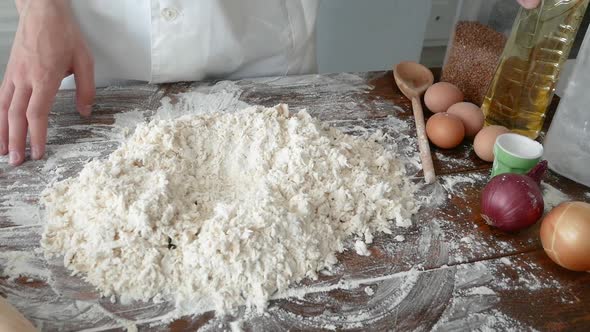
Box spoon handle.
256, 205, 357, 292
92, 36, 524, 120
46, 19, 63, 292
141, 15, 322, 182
411, 97, 436, 184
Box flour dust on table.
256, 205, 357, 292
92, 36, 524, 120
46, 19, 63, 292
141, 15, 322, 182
41, 103, 419, 318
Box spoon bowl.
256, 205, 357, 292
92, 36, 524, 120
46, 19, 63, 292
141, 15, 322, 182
393, 61, 434, 99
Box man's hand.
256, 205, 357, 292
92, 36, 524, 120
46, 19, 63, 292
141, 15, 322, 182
0, 0, 94, 166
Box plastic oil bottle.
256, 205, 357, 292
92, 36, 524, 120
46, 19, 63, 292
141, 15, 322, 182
481, 0, 589, 139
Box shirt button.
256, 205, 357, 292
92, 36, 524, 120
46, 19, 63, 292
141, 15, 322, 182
161, 7, 179, 21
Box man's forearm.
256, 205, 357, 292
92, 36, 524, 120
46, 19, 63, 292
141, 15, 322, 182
15, 0, 70, 15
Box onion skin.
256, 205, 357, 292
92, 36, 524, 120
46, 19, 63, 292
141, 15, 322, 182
481, 174, 544, 231
540, 201, 590, 272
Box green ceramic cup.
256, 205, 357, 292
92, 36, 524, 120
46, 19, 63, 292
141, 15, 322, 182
492, 133, 544, 177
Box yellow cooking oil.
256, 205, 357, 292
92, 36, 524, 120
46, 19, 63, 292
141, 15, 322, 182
481, 0, 589, 139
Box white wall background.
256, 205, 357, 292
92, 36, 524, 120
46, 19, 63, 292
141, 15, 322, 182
316, 0, 431, 73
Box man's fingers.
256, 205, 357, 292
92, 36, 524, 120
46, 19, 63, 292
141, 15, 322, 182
8, 86, 32, 166
27, 85, 58, 160
0, 80, 15, 155
517, 0, 541, 9
73, 51, 95, 117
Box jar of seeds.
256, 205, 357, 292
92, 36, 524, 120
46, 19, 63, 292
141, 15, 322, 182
441, 0, 519, 106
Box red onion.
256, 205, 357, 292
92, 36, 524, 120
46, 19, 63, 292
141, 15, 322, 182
480, 161, 547, 232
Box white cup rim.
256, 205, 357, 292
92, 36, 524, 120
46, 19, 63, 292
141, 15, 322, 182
495, 133, 544, 160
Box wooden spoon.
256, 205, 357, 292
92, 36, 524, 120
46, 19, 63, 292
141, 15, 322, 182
393, 61, 436, 184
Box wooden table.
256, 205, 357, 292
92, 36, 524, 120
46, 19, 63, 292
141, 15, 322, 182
1, 71, 589, 331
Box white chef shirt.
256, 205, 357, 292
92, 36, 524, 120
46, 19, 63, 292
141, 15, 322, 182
62, 0, 319, 88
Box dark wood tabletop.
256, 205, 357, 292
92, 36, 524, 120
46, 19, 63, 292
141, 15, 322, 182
1, 71, 589, 331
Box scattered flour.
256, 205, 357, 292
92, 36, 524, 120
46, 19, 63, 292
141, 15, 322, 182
382, 115, 420, 171
364, 286, 375, 296
440, 173, 486, 195
354, 241, 371, 257
40, 104, 419, 316
417, 182, 448, 208
434, 262, 533, 331
465, 286, 496, 296
152, 81, 248, 121
541, 182, 571, 211
0, 194, 41, 226
394, 235, 405, 242
42, 143, 105, 175
435, 149, 473, 168
433, 309, 530, 332
229, 320, 243, 332
112, 110, 146, 141
460, 236, 473, 245
0, 251, 49, 282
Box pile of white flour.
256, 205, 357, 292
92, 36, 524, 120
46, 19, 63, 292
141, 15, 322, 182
41, 103, 418, 314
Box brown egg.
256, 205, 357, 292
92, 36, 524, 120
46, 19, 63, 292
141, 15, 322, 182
473, 125, 510, 162
424, 82, 464, 113
426, 113, 465, 149
447, 102, 484, 138
540, 201, 590, 271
